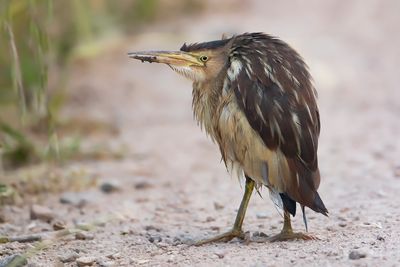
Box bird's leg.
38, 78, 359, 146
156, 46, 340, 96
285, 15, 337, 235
268, 210, 318, 242
195, 177, 255, 246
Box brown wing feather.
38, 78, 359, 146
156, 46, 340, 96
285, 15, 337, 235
228, 33, 327, 214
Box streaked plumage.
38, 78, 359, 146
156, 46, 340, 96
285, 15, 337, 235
187, 33, 327, 217
129, 32, 328, 244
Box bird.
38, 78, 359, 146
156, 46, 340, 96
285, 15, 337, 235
128, 32, 328, 245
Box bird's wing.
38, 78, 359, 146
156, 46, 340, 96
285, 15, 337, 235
227, 33, 326, 214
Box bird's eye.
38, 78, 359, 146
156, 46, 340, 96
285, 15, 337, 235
200, 55, 208, 62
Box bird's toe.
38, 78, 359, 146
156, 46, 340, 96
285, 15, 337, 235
268, 231, 319, 242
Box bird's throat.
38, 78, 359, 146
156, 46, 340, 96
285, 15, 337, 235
192, 81, 222, 139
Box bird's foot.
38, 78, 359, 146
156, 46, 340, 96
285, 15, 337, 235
268, 231, 318, 242
194, 229, 244, 246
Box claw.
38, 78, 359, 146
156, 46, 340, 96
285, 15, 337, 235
268, 231, 319, 242
194, 229, 244, 246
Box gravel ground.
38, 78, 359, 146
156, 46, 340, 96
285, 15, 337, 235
1, 1, 400, 266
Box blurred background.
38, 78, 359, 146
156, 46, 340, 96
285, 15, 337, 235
1, 0, 400, 265
0, 0, 206, 170
1, 0, 399, 198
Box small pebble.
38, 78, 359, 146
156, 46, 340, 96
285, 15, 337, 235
213, 202, 224, 210
393, 166, 400, 178
256, 212, 268, 219
97, 260, 116, 267
135, 259, 149, 264
174, 236, 194, 245
252, 231, 268, 238
106, 253, 121, 260
73, 248, 87, 254
120, 228, 133, 235
349, 250, 367, 260
338, 222, 347, 227
243, 231, 251, 244
30, 204, 55, 222
377, 235, 385, 241
100, 181, 121, 193
156, 242, 168, 248
144, 225, 160, 232
172, 237, 181, 245
75, 222, 94, 231
206, 216, 215, 222
52, 220, 66, 231
58, 252, 79, 263
214, 250, 226, 259
75, 232, 94, 240
210, 226, 220, 231
147, 235, 162, 243
76, 256, 96, 266
134, 181, 153, 190
60, 192, 87, 207
0, 254, 27, 267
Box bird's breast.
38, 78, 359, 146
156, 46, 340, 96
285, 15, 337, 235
215, 93, 290, 191
192, 86, 289, 192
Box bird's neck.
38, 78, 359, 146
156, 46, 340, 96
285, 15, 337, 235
192, 80, 223, 139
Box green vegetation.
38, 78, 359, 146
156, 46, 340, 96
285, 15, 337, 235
0, 0, 203, 170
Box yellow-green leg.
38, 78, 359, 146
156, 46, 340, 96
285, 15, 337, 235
195, 177, 255, 246
268, 210, 318, 242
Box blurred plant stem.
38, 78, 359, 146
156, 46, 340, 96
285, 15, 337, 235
0, 0, 55, 168
1, 0, 51, 119
0, 121, 37, 169
0, 0, 204, 170
72, 0, 93, 43
5, 21, 26, 117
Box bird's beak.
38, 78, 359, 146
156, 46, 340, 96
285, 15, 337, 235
128, 51, 202, 67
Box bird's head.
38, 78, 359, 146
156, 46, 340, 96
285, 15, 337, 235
128, 37, 233, 82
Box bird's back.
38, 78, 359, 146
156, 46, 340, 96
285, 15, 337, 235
192, 33, 327, 216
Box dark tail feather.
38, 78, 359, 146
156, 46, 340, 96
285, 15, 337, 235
280, 191, 327, 219
301, 205, 308, 232
312, 192, 328, 216
280, 193, 296, 216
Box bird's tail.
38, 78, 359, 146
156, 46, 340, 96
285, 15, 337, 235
311, 191, 328, 216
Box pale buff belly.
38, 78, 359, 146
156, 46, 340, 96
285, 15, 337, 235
217, 100, 291, 192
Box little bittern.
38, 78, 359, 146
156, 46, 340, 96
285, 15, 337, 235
129, 32, 328, 245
